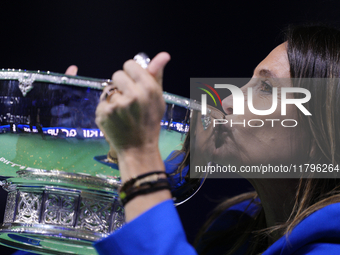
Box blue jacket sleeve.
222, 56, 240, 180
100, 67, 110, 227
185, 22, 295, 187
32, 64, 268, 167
94, 199, 197, 255
293, 243, 340, 254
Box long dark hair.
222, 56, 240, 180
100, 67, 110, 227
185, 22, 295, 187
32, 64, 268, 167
195, 24, 340, 255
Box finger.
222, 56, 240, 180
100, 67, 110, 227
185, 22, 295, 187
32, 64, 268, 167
65, 65, 78, 76
100, 85, 112, 101
147, 52, 171, 85
112, 70, 135, 94
95, 99, 117, 126
100, 84, 120, 101
106, 89, 123, 103
96, 95, 125, 133
123, 59, 147, 83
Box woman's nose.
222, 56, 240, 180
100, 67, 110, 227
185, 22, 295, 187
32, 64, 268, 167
222, 94, 233, 115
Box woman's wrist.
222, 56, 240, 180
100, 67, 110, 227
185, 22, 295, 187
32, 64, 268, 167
117, 146, 165, 183
124, 189, 172, 222
119, 171, 169, 206
116, 146, 171, 222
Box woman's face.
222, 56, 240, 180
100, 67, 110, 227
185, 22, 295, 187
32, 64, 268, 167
203, 43, 309, 167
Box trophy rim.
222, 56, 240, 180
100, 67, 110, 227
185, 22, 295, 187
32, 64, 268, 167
11, 169, 122, 191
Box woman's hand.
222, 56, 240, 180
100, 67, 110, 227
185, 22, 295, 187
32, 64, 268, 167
96, 53, 170, 152
95, 53, 170, 178
95, 52, 171, 221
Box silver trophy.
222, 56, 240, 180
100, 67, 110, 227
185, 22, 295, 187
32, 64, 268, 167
0, 54, 209, 254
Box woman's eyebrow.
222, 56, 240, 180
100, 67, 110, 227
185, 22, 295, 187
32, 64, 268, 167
254, 68, 289, 87
258, 69, 277, 78
253, 68, 277, 78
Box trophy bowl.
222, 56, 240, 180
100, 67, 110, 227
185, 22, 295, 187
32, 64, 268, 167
0, 69, 206, 254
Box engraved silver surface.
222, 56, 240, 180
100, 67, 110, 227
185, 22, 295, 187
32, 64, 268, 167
42, 193, 78, 226
111, 202, 125, 231
3, 192, 16, 223
18, 73, 35, 96
14, 191, 42, 224
1, 181, 125, 254
76, 197, 112, 233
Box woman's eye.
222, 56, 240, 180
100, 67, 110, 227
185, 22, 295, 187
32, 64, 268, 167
260, 81, 272, 93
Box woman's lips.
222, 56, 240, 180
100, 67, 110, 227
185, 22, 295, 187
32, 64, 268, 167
214, 120, 230, 133
213, 124, 229, 148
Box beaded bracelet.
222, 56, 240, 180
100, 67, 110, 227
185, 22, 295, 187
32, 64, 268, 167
119, 171, 170, 206
119, 171, 168, 193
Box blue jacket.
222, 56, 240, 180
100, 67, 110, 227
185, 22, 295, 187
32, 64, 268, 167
94, 199, 340, 255
12, 198, 340, 254
12, 151, 340, 254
